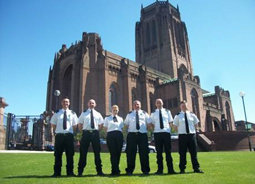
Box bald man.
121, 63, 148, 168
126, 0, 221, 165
124, 100, 151, 175
151, 99, 176, 174
77, 99, 105, 176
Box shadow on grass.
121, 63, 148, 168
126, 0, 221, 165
3, 172, 195, 179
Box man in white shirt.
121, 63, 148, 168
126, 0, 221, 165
173, 100, 204, 174
151, 99, 176, 174
50, 97, 78, 177
124, 100, 151, 175
77, 99, 105, 176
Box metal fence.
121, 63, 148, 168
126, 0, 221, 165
5, 113, 53, 150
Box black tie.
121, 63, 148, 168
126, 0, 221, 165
159, 109, 164, 129
91, 109, 95, 129
63, 111, 67, 130
184, 112, 190, 134
113, 116, 118, 122
136, 111, 140, 130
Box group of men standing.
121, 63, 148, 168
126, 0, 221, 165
50, 97, 204, 177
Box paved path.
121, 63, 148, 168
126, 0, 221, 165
0, 150, 53, 153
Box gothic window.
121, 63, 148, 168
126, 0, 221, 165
146, 22, 151, 47
149, 92, 154, 113
191, 88, 200, 118
109, 83, 118, 112
225, 102, 232, 131
132, 88, 138, 102
62, 65, 73, 99
152, 20, 157, 45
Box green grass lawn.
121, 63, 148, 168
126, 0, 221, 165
0, 151, 254, 184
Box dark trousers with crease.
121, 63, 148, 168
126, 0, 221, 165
54, 133, 74, 175
106, 131, 123, 174
78, 130, 102, 174
125, 132, 150, 173
154, 132, 174, 172
178, 134, 200, 171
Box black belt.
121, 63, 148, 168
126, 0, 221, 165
129, 132, 143, 135
56, 132, 72, 136
83, 130, 98, 133
179, 133, 195, 136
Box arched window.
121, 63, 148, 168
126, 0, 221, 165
149, 92, 154, 113
146, 22, 151, 47
109, 83, 118, 112
62, 65, 73, 99
225, 102, 232, 131
132, 88, 138, 102
152, 20, 157, 45
191, 88, 199, 118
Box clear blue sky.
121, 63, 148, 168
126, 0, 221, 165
0, 0, 254, 123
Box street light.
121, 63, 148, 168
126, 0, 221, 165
54, 90, 61, 111
239, 91, 252, 151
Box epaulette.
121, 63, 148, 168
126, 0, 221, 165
190, 112, 194, 114
71, 110, 76, 115
177, 112, 180, 115
106, 115, 111, 117
165, 109, 170, 112
128, 111, 132, 114
55, 109, 60, 113
83, 109, 88, 113
143, 110, 147, 114
151, 110, 155, 113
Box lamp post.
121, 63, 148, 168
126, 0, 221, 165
54, 90, 61, 111
239, 91, 252, 151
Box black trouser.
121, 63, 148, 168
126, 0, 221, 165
107, 131, 123, 174
154, 132, 174, 172
178, 134, 200, 171
125, 132, 150, 173
78, 130, 102, 174
54, 133, 74, 175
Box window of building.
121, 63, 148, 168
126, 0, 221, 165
225, 102, 232, 131
109, 83, 118, 112
191, 88, 199, 117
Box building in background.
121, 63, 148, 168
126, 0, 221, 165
46, 0, 235, 133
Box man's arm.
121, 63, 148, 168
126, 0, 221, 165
78, 124, 83, 132
51, 124, 56, 134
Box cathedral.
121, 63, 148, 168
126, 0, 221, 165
46, 0, 235, 133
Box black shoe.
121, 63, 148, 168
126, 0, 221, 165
143, 172, 149, 175
67, 173, 76, 177
168, 170, 177, 174
194, 169, 204, 173
126, 172, 133, 176
180, 170, 185, 174
77, 173, 82, 177
97, 172, 105, 176
154, 171, 163, 175
51, 173, 61, 177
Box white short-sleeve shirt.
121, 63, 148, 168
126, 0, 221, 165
79, 108, 104, 130
173, 111, 199, 134
151, 108, 173, 133
124, 110, 152, 133
104, 115, 124, 132
50, 108, 78, 134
